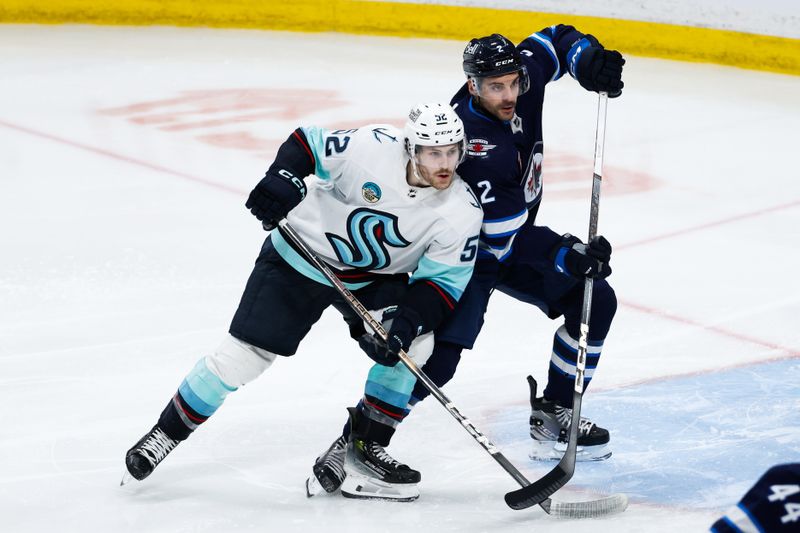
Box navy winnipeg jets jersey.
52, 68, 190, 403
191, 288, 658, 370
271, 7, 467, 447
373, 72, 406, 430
711, 463, 800, 532
451, 25, 589, 262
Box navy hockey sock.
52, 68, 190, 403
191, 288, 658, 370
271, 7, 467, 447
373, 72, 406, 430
542, 325, 603, 408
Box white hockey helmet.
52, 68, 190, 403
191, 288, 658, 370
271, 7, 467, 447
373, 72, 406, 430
404, 102, 466, 163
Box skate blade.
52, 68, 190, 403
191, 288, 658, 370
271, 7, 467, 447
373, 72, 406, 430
120, 470, 134, 486
529, 440, 612, 462
340, 474, 419, 502
305, 473, 326, 498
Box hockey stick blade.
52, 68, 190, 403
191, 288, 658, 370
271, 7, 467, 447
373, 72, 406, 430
504, 464, 570, 510
543, 493, 629, 519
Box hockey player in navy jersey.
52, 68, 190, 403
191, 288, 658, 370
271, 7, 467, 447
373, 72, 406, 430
711, 463, 800, 532
121, 103, 482, 485
310, 27, 624, 500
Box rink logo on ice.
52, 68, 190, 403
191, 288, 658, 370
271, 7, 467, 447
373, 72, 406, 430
97, 89, 661, 200
361, 182, 382, 203
326, 208, 411, 270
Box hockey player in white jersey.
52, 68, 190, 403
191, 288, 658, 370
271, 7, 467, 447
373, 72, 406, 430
122, 103, 482, 487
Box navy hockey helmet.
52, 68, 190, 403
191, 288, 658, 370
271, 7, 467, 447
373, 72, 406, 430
462, 34, 530, 95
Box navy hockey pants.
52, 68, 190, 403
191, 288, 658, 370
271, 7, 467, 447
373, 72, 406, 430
412, 223, 617, 407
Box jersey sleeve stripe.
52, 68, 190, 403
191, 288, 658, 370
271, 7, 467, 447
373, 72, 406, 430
292, 129, 316, 168
526, 31, 561, 81
299, 125, 332, 180
724, 503, 763, 533
409, 255, 473, 301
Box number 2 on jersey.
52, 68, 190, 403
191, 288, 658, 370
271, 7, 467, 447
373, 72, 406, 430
476, 180, 496, 204
325, 135, 351, 156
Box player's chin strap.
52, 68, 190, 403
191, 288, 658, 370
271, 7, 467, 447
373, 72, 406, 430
277, 206, 626, 518
505, 92, 621, 511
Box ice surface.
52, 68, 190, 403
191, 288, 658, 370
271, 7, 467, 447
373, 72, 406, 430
1, 24, 798, 532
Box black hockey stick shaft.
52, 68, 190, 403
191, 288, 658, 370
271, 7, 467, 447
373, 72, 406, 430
505, 91, 609, 510
277, 219, 543, 508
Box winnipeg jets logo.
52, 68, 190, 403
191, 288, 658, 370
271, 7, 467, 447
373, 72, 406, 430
467, 138, 496, 157
523, 144, 544, 205
326, 208, 411, 270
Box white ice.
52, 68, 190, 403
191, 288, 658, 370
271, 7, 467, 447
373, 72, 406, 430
1, 25, 799, 532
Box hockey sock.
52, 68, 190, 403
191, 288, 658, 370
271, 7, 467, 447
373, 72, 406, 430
542, 325, 602, 408
348, 405, 396, 446
360, 361, 416, 438
157, 357, 237, 440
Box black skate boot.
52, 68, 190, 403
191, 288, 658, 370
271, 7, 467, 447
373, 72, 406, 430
123, 424, 180, 483
341, 438, 421, 501
527, 376, 611, 461
306, 435, 347, 497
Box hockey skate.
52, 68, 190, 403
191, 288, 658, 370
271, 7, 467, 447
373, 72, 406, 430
122, 424, 180, 484
527, 377, 612, 462
306, 435, 347, 497
340, 438, 421, 501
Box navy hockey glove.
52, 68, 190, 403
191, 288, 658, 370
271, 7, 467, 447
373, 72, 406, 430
245, 168, 307, 230
358, 307, 423, 366
568, 35, 625, 98
553, 234, 612, 279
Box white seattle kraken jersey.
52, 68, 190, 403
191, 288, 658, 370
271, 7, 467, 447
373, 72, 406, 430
270, 124, 483, 301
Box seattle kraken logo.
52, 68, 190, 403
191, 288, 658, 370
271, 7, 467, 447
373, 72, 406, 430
326, 208, 411, 269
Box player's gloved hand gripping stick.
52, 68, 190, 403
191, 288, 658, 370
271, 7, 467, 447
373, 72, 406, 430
277, 168, 626, 517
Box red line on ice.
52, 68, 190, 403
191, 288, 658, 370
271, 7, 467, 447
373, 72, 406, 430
616, 200, 800, 251
0, 118, 246, 197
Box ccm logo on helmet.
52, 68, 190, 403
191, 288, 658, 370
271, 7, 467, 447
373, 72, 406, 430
495, 58, 514, 66
435, 130, 454, 135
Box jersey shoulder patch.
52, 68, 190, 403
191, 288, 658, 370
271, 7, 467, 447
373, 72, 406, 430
466, 137, 498, 158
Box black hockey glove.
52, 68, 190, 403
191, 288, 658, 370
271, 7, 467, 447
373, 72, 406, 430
245, 168, 307, 230
358, 306, 423, 366
572, 35, 625, 98
552, 234, 612, 280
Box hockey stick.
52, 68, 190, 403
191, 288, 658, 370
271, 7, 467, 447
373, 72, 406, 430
505, 92, 623, 510
278, 218, 626, 517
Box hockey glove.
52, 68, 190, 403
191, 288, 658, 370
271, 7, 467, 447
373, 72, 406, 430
358, 306, 423, 366
245, 168, 307, 230
553, 234, 612, 279
568, 35, 625, 98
